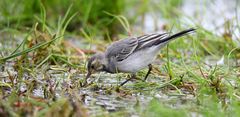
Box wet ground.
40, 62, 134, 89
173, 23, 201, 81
0, 61, 197, 116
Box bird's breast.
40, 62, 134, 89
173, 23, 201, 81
116, 46, 160, 73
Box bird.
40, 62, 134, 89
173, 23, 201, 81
85, 28, 195, 86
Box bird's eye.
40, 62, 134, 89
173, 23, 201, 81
91, 65, 95, 69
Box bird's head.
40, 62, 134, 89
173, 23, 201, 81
86, 53, 106, 79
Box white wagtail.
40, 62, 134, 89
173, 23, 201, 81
86, 28, 195, 86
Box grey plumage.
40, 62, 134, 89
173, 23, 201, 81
86, 28, 195, 85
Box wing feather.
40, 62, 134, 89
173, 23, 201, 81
105, 33, 169, 62
105, 37, 138, 61
137, 33, 169, 50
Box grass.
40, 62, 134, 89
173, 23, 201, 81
0, 0, 240, 117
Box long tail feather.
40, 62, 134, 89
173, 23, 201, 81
154, 28, 196, 45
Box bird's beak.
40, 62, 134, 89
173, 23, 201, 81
86, 71, 91, 79
82, 71, 91, 86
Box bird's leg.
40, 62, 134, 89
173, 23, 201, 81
144, 64, 152, 81
120, 74, 136, 86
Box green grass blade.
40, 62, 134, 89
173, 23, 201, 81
0, 36, 62, 62
9, 30, 32, 56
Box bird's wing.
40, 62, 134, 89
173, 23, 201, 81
105, 33, 168, 62
135, 33, 169, 50
105, 37, 139, 62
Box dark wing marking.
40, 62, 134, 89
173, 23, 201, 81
136, 33, 169, 50
136, 28, 195, 50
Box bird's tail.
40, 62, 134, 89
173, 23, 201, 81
154, 28, 196, 45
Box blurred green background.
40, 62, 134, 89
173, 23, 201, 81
0, 0, 186, 39
1, 0, 126, 38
